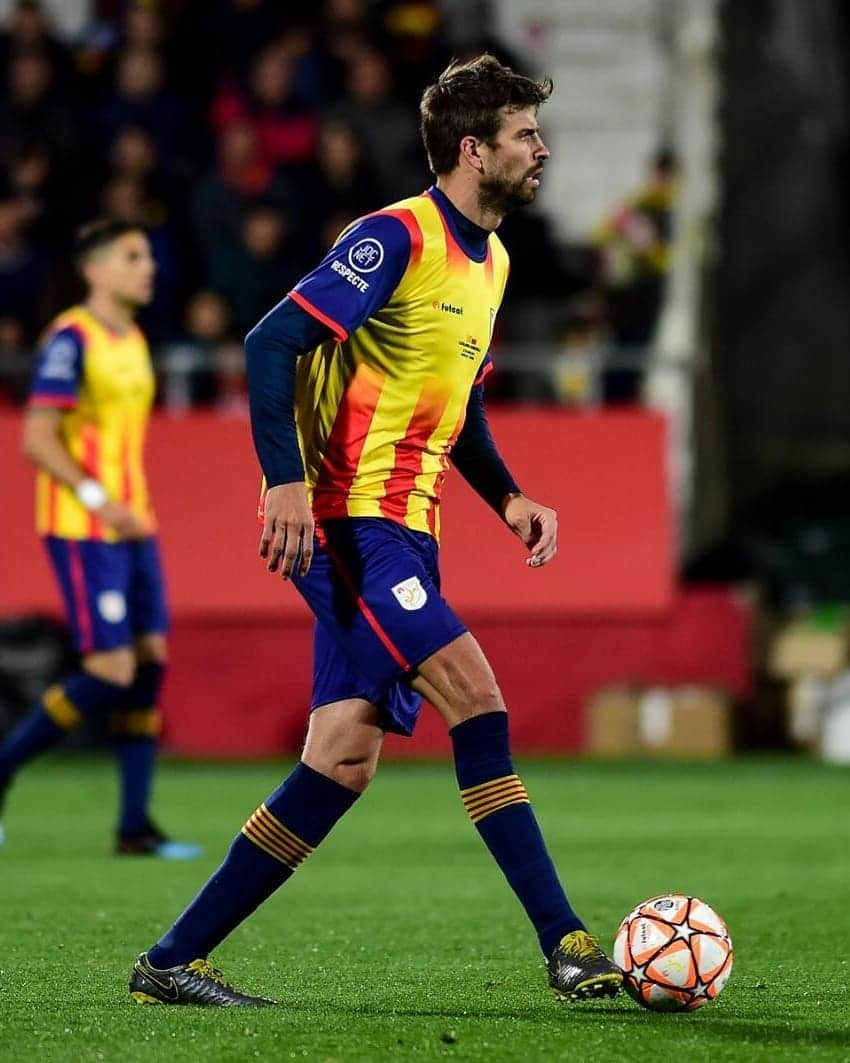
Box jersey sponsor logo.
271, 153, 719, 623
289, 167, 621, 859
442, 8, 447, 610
432, 300, 464, 316
348, 238, 384, 273
40, 335, 79, 380
458, 334, 481, 361
390, 576, 428, 611
330, 259, 370, 293
97, 590, 127, 624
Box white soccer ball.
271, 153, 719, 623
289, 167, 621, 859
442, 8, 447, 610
613, 894, 733, 1011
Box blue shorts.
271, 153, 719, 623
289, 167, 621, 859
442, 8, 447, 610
292, 518, 467, 736
44, 536, 170, 654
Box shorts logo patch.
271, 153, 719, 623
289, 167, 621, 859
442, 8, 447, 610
97, 590, 127, 624
348, 238, 384, 273
391, 576, 428, 611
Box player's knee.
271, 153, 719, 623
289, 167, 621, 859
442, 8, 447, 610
304, 749, 379, 793
83, 648, 136, 688
442, 671, 505, 717
333, 755, 378, 793
466, 679, 505, 715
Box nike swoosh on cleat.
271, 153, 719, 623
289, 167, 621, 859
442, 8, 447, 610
138, 965, 179, 1001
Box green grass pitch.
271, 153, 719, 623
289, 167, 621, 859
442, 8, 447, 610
1, 756, 848, 1062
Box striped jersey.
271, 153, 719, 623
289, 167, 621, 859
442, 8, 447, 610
29, 304, 156, 541
278, 188, 510, 539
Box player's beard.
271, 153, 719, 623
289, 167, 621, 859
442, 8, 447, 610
478, 167, 538, 217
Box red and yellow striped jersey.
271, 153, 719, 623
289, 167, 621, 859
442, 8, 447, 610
283, 190, 510, 539
29, 304, 156, 541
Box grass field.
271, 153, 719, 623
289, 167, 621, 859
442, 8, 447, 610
1, 756, 848, 1062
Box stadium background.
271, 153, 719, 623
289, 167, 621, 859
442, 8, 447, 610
1, 0, 850, 765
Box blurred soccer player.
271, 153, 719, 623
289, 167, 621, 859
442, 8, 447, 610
0, 219, 199, 860
130, 55, 622, 1005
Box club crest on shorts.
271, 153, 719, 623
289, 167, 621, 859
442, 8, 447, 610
391, 576, 428, 611
97, 590, 127, 623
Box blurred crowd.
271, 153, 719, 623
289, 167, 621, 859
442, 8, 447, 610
0, 0, 677, 409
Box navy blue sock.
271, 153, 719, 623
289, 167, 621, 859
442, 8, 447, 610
113, 662, 164, 836
451, 711, 584, 957
0, 672, 127, 784
149, 761, 360, 967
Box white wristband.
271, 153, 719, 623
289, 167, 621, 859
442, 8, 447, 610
75, 478, 108, 511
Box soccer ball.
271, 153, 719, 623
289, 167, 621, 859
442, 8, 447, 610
613, 894, 733, 1011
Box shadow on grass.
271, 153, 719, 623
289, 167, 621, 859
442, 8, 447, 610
299, 1001, 642, 1022
701, 1015, 850, 1050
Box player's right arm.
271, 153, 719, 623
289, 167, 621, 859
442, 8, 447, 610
23, 326, 148, 538
245, 213, 412, 579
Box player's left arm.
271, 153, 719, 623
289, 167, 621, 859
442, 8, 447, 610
451, 382, 557, 568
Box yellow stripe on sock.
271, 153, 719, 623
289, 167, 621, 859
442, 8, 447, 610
460, 774, 530, 824
42, 684, 83, 730
109, 709, 162, 738
241, 804, 314, 869
460, 774, 518, 799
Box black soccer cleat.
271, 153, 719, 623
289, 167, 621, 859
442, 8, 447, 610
547, 929, 623, 1002
116, 818, 202, 860
129, 952, 277, 1006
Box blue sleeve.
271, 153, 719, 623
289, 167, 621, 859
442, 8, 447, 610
450, 384, 520, 515
245, 296, 332, 488
29, 326, 84, 407
289, 213, 411, 339
474, 352, 494, 386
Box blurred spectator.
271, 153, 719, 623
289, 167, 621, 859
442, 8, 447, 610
4, 139, 86, 248
176, 0, 293, 95
0, 194, 45, 341
0, 48, 79, 177
0, 2, 573, 411
0, 312, 29, 404
208, 204, 304, 336
595, 148, 679, 402
329, 46, 425, 199
293, 118, 380, 257
321, 209, 359, 253
123, 3, 166, 51
97, 46, 193, 178
158, 289, 244, 411
210, 44, 318, 171
322, 0, 378, 62
108, 124, 187, 221
553, 301, 607, 407
0, 0, 74, 87
187, 290, 246, 415
191, 119, 292, 271
100, 175, 181, 340
278, 22, 344, 107
380, 0, 447, 104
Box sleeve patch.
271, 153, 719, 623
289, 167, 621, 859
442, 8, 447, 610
347, 237, 385, 273
290, 213, 412, 337
29, 326, 85, 406
39, 333, 80, 381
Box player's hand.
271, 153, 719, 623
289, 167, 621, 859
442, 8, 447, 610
503, 493, 558, 568
98, 501, 150, 539
260, 482, 314, 579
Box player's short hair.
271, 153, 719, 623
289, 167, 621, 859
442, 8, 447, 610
74, 218, 146, 267
420, 54, 553, 176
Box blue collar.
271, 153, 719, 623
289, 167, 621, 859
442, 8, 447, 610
427, 185, 490, 263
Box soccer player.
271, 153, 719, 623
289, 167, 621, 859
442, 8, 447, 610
129, 55, 622, 1006
0, 219, 199, 860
